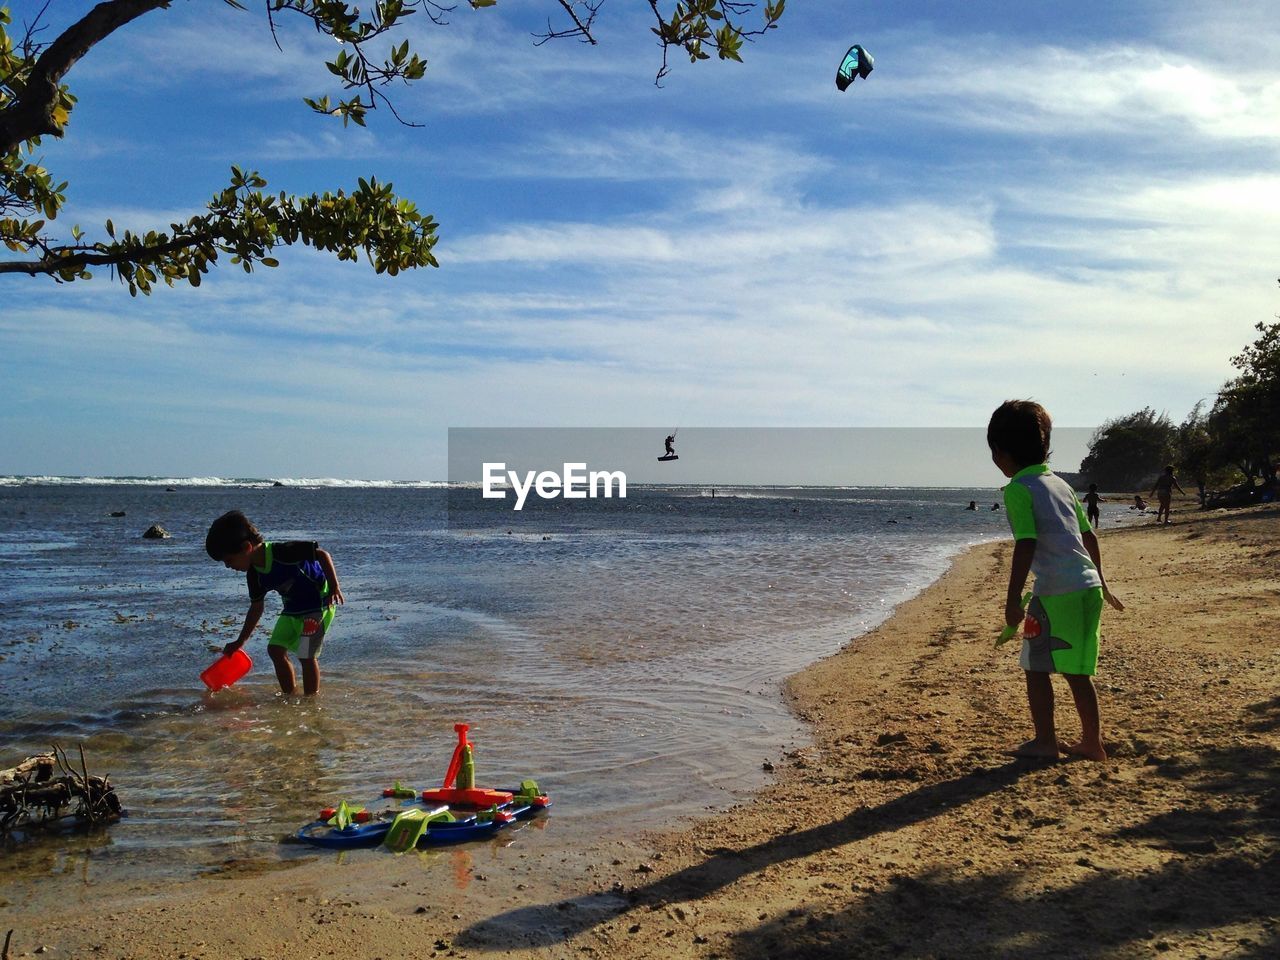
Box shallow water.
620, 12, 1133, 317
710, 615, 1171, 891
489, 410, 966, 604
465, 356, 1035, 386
0, 480, 1011, 895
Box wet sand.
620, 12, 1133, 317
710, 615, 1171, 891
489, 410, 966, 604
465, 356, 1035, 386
5, 499, 1278, 959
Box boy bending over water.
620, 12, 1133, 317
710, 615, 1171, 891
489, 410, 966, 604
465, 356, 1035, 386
988, 401, 1123, 760
206, 510, 344, 695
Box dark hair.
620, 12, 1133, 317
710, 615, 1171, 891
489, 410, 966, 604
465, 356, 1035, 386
1088, 483, 1098, 492
987, 400, 1051, 468
205, 510, 263, 560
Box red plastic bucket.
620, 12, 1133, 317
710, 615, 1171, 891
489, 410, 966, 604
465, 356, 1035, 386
200, 649, 252, 691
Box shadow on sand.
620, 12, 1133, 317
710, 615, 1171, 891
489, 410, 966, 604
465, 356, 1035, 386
459, 695, 1279, 958
719, 710, 1280, 959
456, 758, 1033, 951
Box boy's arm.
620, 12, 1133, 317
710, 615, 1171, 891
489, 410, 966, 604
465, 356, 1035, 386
224, 599, 265, 656
1082, 530, 1125, 611
1006, 539, 1036, 626
1001, 481, 1038, 626
317, 549, 344, 605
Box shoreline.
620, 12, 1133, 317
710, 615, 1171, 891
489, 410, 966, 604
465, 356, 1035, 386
5, 500, 1276, 958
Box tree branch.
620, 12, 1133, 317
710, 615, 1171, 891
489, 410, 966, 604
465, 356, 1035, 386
0, 232, 206, 277
1, 168, 439, 294
0, 0, 171, 154
532, 1, 600, 46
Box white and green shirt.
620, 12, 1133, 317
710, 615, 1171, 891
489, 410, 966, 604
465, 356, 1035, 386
1002, 464, 1101, 596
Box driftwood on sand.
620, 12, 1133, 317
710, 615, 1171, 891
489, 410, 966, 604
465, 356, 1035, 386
0, 745, 122, 837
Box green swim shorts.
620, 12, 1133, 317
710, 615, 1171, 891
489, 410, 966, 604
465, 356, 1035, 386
1019, 587, 1103, 676
268, 605, 334, 659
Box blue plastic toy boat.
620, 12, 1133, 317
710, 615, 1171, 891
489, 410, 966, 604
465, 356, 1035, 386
294, 791, 550, 850
295, 815, 395, 849
295, 726, 550, 851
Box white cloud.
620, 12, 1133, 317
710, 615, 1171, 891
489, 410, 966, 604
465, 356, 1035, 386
893, 42, 1280, 141
448, 198, 995, 270
256, 127, 385, 161
488, 128, 831, 189
76, 6, 333, 96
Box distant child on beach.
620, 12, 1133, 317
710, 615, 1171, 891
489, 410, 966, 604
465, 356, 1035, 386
1149, 466, 1185, 524
988, 400, 1123, 761
205, 511, 344, 696
1082, 484, 1103, 529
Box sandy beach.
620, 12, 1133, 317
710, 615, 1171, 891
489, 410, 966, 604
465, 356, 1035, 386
5, 498, 1278, 959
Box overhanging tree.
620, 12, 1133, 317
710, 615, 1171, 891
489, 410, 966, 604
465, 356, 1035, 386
0, 0, 784, 295
1174, 402, 1216, 492
1079, 407, 1177, 491
1207, 319, 1280, 484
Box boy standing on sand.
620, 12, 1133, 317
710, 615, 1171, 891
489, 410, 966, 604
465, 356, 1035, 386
205, 511, 344, 696
1082, 483, 1103, 529
1150, 466, 1185, 524
988, 401, 1123, 761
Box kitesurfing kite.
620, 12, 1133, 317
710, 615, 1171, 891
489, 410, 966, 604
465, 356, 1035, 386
836, 44, 874, 91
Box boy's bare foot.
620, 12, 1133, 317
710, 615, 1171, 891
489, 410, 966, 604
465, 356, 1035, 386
1011, 739, 1061, 759
1062, 740, 1107, 761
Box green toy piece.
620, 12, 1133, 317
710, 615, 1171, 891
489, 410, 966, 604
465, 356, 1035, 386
383, 808, 429, 852
327, 800, 363, 830
383, 805, 452, 852
384, 780, 417, 799
996, 592, 1034, 647
458, 744, 476, 790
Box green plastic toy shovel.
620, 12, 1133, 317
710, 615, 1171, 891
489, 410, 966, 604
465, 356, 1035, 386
996, 592, 1033, 647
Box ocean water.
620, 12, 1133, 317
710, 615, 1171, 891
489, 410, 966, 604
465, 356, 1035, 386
0, 479, 1012, 894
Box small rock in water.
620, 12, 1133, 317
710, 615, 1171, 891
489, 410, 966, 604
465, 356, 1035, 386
142, 524, 170, 539
109, 510, 126, 517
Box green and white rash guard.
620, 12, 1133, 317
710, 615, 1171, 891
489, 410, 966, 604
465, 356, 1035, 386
1002, 464, 1102, 596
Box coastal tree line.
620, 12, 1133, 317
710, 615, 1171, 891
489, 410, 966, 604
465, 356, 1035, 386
1080, 316, 1280, 500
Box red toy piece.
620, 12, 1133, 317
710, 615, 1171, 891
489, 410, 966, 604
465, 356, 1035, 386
420, 723, 514, 808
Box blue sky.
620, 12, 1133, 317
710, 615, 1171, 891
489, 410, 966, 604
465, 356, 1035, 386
3, 0, 1278, 480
